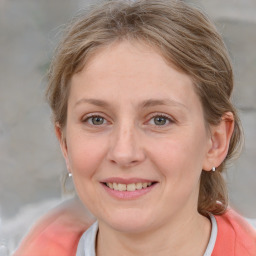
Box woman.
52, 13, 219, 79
14, 0, 256, 255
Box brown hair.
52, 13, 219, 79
46, 0, 243, 216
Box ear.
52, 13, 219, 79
203, 112, 234, 171
55, 123, 71, 172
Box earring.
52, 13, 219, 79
62, 172, 75, 195
212, 167, 216, 172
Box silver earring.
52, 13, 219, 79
68, 172, 72, 177
212, 167, 216, 172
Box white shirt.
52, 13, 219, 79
76, 214, 217, 256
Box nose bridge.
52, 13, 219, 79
108, 119, 145, 167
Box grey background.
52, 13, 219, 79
0, 0, 255, 253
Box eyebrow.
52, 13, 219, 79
74, 98, 110, 108
140, 98, 187, 109
74, 98, 187, 110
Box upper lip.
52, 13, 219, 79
101, 177, 157, 184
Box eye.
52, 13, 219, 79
148, 114, 173, 126
84, 115, 107, 125
153, 116, 168, 125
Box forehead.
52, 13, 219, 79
83, 40, 182, 76
69, 40, 201, 111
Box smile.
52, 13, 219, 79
105, 182, 153, 191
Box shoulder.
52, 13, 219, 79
212, 208, 256, 256
13, 198, 95, 256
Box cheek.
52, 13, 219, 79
67, 133, 107, 177
149, 135, 207, 207
148, 131, 208, 180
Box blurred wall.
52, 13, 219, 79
0, 0, 256, 251
0, 0, 85, 219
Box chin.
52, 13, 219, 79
100, 209, 155, 234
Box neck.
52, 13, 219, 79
96, 211, 211, 256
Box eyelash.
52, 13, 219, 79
82, 114, 108, 126
147, 113, 174, 127
82, 113, 174, 127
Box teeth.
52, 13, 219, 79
107, 183, 113, 189
142, 182, 148, 188
106, 182, 153, 191
113, 183, 118, 190
136, 183, 142, 190
127, 183, 136, 191
117, 183, 126, 191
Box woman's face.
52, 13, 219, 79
59, 40, 213, 233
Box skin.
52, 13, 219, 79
56, 40, 234, 256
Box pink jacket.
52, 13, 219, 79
14, 205, 256, 256
212, 209, 256, 255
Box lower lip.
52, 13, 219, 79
101, 183, 157, 200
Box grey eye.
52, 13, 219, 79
153, 116, 167, 125
90, 116, 105, 125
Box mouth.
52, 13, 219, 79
100, 178, 158, 199
103, 182, 156, 192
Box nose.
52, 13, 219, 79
107, 123, 146, 167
